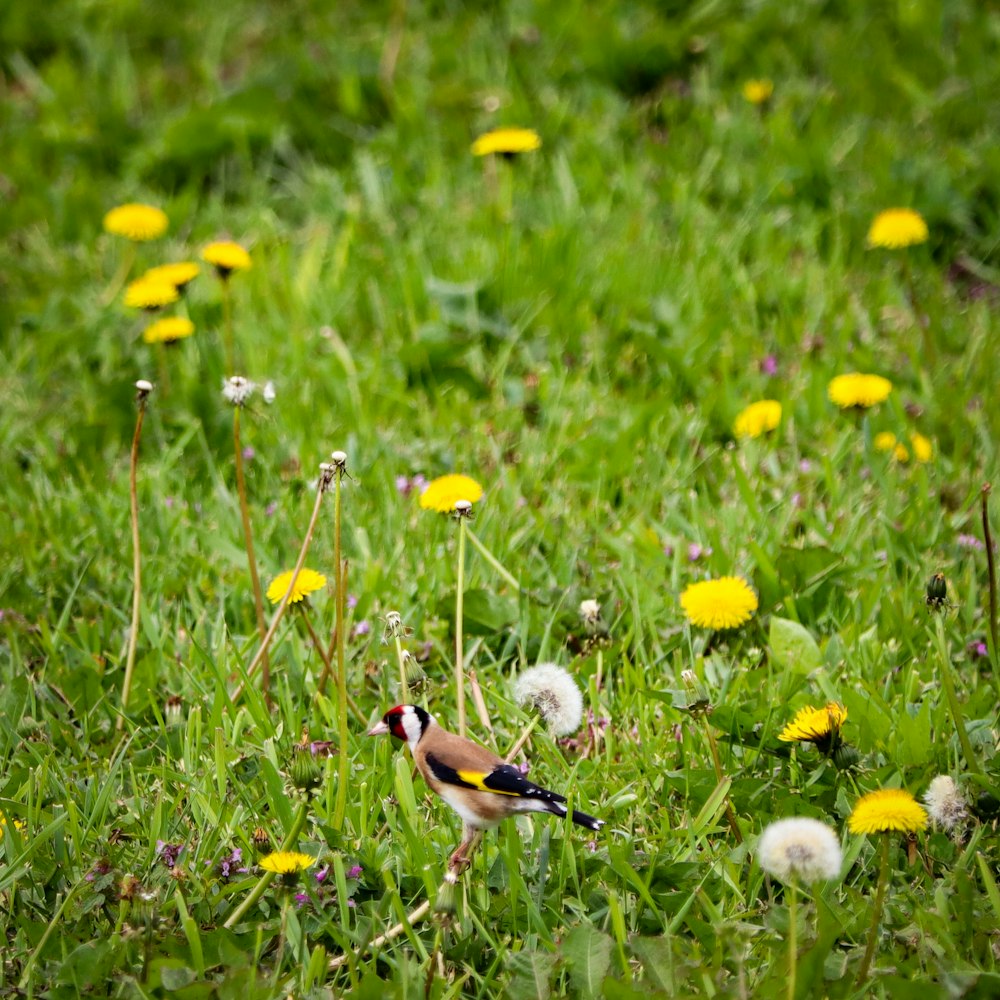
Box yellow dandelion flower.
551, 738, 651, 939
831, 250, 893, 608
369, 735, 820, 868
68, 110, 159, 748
103, 203, 169, 242
266, 568, 328, 605
144, 262, 200, 289
419, 474, 484, 513
742, 79, 774, 105
778, 703, 847, 754
143, 317, 195, 344
733, 400, 782, 439
848, 788, 928, 835
909, 432, 933, 463
201, 240, 252, 277
874, 431, 897, 453
124, 278, 180, 310
258, 851, 315, 875
471, 127, 542, 157
867, 208, 928, 250
680, 577, 758, 630
827, 373, 892, 409
0, 815, 26, 834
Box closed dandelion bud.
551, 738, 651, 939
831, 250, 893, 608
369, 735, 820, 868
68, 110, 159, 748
832, 744, 860, 771
401, 650, 425, 686
164, 695, 184, 728
926, 572, 948, 610
252, 827, 271, 850
290, 747, 322, 791
435, 872, 458, 914
973, 791, 1000, 822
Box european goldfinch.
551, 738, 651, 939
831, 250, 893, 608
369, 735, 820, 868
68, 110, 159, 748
368, 705, 603, 870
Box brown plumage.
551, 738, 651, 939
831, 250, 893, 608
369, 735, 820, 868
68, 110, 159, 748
368, 704, 603, 870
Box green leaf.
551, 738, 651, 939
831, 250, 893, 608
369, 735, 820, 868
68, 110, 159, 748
562, 924, 613, 1000
631, 936, 674, 994
505, 950, 555, 1000
769, 617, 822, 674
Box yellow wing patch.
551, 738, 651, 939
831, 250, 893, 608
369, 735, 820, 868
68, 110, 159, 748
456, 769, 520, 796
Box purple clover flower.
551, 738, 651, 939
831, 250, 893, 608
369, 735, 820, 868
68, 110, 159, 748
156, 841, 183, 869
957, 534, 985, 551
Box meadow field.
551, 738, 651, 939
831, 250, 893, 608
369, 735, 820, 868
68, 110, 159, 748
3, 1, 1000, 996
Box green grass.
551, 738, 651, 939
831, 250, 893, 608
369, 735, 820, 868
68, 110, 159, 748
3, 0, 1000, 996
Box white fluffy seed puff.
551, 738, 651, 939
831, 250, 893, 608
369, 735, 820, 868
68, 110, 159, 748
924, 776, 968, 832
758, 818, 843, 885
512, 663, 583, 737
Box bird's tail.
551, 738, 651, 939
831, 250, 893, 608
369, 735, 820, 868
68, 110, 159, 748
543, 801, 604, 831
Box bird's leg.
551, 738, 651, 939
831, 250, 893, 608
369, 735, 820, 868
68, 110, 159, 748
448, 826, 484, 875
448, 826, 476, 874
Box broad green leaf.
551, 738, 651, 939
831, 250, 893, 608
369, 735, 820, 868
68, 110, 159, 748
769, 617, 822, 674
562, 924, 613, 1000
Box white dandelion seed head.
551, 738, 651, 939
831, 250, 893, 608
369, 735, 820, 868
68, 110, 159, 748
135, 379, 154, 393
222, 376, 256, 406
579, 599, 601, 625
262, 380, 276, 404
330, 450, 347, 467
758, 817, 843, 886
512, 663, 583, 736
924, 776, 968, 832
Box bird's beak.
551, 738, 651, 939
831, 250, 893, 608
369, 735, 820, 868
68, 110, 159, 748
367, 720, 390, 737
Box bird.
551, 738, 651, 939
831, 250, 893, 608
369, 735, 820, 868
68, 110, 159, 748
368, 704, 604, 871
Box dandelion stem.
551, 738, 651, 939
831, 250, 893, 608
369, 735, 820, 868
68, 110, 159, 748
333, 466, 349, 831
234, 408, 270, 701
223, 799, 309, 929
118, 392, 148, 729
701, 717, 744, 843
505, 713, 541, 762
981, 484, 999, 676
328, 899, 432, 971
933, 616, 983, 776
222, 279, 234, 371
100, 242, 136, 306
302, 612, 365, 725
465, 526, 520, 591
455, 516, 468, 738
232, 471, 330, 703
787, 882, 798, 1000
856, 834, 891, 984
393, 634, 409, 702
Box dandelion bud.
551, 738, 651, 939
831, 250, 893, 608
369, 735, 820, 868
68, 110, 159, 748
436, 871, 458, 913
832, 744, 860, 771
926, 572, 948, 610
382, 611, 403, 642
252, 826, 271, 850
164, 695, 184, 728
290, 747, 323, 792
400, 649, 426, 686
974, 791, 1000, 821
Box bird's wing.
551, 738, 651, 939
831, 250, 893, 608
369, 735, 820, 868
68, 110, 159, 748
424, 753, 566, 804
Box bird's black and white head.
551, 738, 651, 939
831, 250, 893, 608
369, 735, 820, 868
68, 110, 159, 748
367, 705, 433, 751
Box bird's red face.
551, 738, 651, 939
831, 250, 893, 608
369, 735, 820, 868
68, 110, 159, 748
367, 705, 430, 744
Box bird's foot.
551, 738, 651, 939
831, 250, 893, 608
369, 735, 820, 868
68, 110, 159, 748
447, 849, 472, 874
